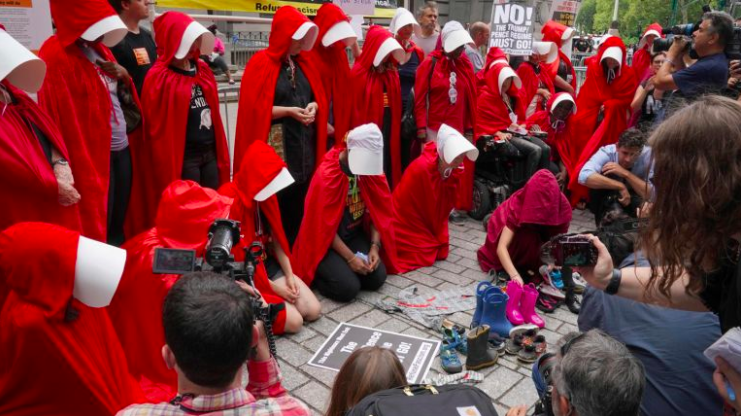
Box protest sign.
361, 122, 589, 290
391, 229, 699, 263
489, 1, 535, 56
550, 0, 581, 28
334, 0, 374, 16
0, 0, 52, 53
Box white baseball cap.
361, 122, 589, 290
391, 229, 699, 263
254, 168, 295, 201
81, 14, 128, 47
442, 21, 474, 53
322, 21, 357, 47
437, 124, 478, 163
532, 41, 558, 63
497, 66, 522, 95
347, 123, 384, 176
551, 93, 577, 114
600, 46, 623, 67
73, 236, 126, 307
293, 21, 319, 51
176, 20, 216, 60
0, 27, 46, 92
374, 37, 405, 67
389, 7, 418, 35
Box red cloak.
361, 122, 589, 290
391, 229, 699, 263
307, 3, 354, 144
38, 0, 143, 242
131, 11, 231, 234
477, 170, 572, 272
0, 81, 81, 232
292, 147, 399, 283
566, 36, 637, 205
541, 21, 577, 91
517, 61, 555, 116
476, 58, 526, 134
0, 222, 144, 415
234, 6, 328, 174
524, 92, 576, 162
392, 142, 461, 274
108, 181, 232, 402
350, 25, 403, 187
632, 23, 663, 81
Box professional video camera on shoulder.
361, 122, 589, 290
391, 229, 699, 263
652, 5, 741, 60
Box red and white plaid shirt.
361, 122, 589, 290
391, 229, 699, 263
117, 358, 310, 416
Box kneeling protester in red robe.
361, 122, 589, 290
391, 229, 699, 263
0, 222, 144, 415
525, 92, 578, 186
392, 124, 479, 274
293, 123, 399, 302
132, 11, 230, 232
108, 180, 232, 402
220, 141, 322, 333
0, 25, 81, 232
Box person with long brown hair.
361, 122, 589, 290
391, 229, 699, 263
326, 347, 407, 416
580, 95, 741, 412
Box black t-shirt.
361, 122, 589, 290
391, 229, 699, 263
574, 39, 590, 53
170, 64, 216, 150
399, 51, 420, 108
337, 176, 366, 242
272, 59, 316, 183
699, 239, 741, 332
109, 28, 157, 96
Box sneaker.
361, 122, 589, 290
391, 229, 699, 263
509, 324, 539, 339
441, 327, 468, 355
440, 343, 463, 374
488, 333, 506, 356
539, 266, 563, 290
449, 210, 467, 225
538, 283, 565, 300
572, 272, 587, 294
517, 338, 539, 363
536, 294, 561, 313
505, 334, 525, 355
441, 318, 467, 336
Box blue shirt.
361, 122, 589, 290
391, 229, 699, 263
578, 144, 653, 185
672, 52, 729, 97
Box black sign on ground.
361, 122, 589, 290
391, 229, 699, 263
308, 322, 441, 384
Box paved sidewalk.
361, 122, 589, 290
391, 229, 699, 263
277, 209, 596, 415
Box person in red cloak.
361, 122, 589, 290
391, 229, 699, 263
220, 141, 321, 332
566, 36, 638, 206
132, 11, 230, 233
415, 20, 478, 215
38, 0, 143, 245
541, 20, 577, 95
350, 25, 405, 188
525, 92, 578, 187
0, 222, 144, 415
632, 23, 663, 80
307, 3, 357, 145
108, 180, 234, 402
0, 25, 82, 232
234, 6, 328, 246
477, 170, 572, 283
517, 41, 558, 118
292, 123, 399, 302
392, 124, 478, 274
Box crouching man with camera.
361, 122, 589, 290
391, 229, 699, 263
117, 272, 311, 416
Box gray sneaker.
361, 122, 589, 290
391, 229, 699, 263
449, 210, 467, 225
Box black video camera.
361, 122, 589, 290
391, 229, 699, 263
152, 219, 281, 357
540, 234, 599, 267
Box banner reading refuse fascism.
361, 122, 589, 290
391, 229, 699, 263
157, 0, 397, 18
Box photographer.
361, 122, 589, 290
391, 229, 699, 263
580, 95, 741, 412
578, 129, 653, 226
117, 272, 311, 416
654, 11, 734, 98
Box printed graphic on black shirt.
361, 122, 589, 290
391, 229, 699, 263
186, 83, 215, 146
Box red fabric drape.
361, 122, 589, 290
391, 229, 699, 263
566, 36, 637, 205
307, 3, 354, 144
233, 6, 328, 174
108, 181, 232, 402
541, 21, 577, 91
0, 81, 81, 232
0, 222, 144, 415
392, 142, 461, 273
350, 25, 403, 187
524, 92, 576, 162
130, 11, 231, 234
517, 61, 555, 116
292, 147, 399, 283
476, 59, 526, 135
477, 170, 572, 272
632, 23, 663, 81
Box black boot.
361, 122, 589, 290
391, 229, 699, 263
562, 267, 581, 314
465, 325, 498, 370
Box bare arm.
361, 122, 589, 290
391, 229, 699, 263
553, 75, 575, 96
584, 173, 625, 191
622, 171, 651, 200
630, 85, 649, 113
496, 226, 524, 285
331, 233, 354, 261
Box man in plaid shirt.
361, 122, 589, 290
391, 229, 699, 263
117, 272, 311, 416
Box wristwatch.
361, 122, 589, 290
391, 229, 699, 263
52, 158, 68, 167
605, 268, 622, 295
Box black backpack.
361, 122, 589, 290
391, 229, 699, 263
347, 384, 499, 416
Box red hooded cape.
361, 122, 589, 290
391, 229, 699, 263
632, 23, 663, 81
307, 3, 354, 144
350, 25, 403, 187
108, 181, 232, 402
476, 55, 526, 134
567, 36, 637, 205
234, 6, 328, 174
218, 141, 291, 327
130, 11, 231, 235
292, 147, 399, 282
38, 0, 143, 242
524, 92, 576, 162
0, 222, 144, 415
517, 60, 555, 116
392, 142, 461, 273
0, 81, 82, 232
477, 170, 572, 272
541, 21, 577, 91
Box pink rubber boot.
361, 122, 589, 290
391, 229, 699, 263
505, 281, 525, 325
520, 283, 545, 328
